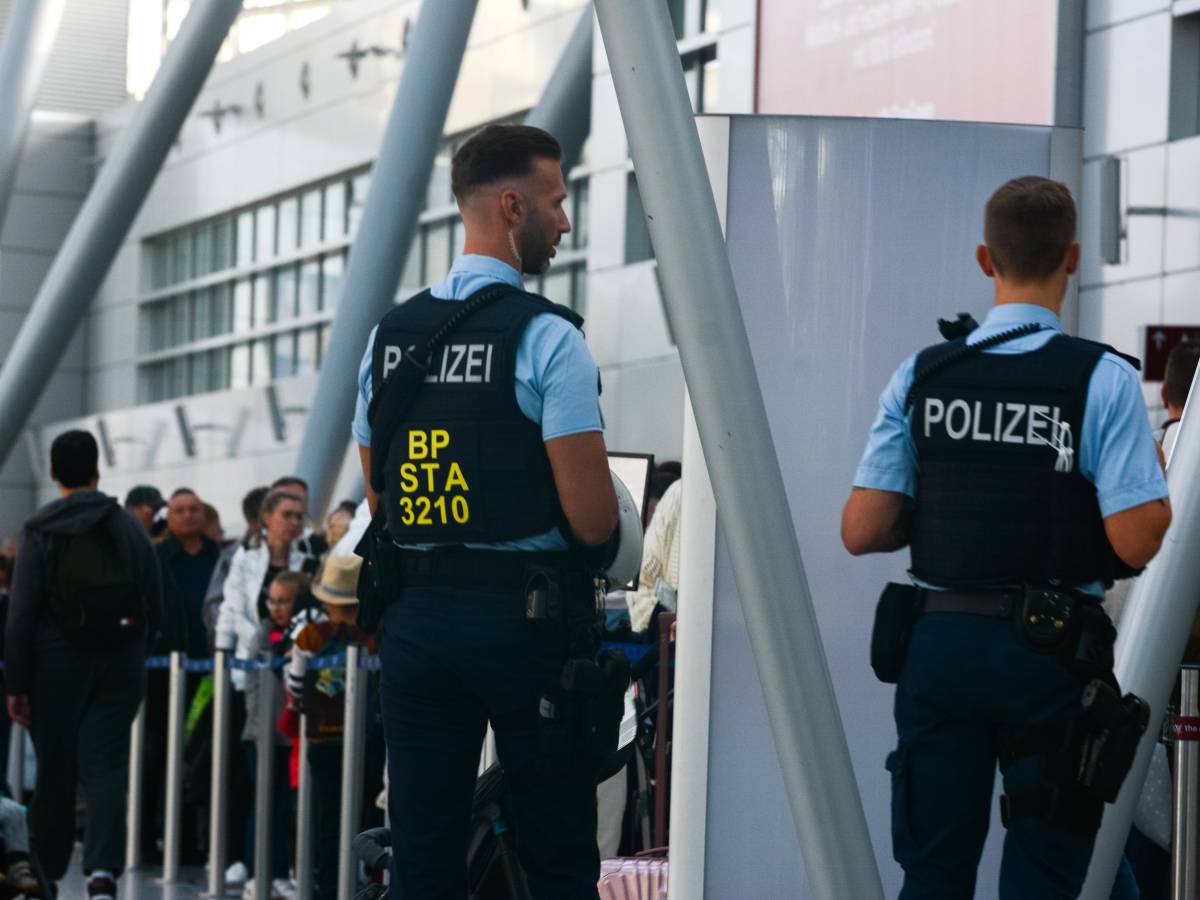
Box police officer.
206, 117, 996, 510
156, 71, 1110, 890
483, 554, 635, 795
353, 124, 618, 899
841, 176, 1172, 899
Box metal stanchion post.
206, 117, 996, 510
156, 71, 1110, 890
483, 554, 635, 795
6, 723, 24, 804
206, 650, 231, 897
337, 646, 368, 900
1174, 666, 1200, 900
254, 662, 276, 900
126, 702, 146, 873
295, 714, 314, 900
162, 650, 187, 883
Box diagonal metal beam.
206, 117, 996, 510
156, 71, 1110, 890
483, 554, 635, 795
0, 0, 245, 472
525, 6, 593, 173
0, 0, 66, 230
592, 1, 884, 897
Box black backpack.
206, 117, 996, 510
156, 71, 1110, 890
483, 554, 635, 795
50, 512, 146, 649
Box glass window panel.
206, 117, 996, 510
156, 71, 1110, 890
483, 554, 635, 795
194, 223, 213, 278
192, 288, 212, 340
191, 352, 210, 394
253, 273, 275, 326
170, 357, 190, 398
233, 279, 253, 332
295, 327, 318, 376
298, 260, 321, 317
278, 196, 299, 256
209, 347, 231, 392
213, 217, 234, 271
321, 252, 345, 311
171, 233, 193, 284
211, 282, 233, 336
255, 203, 277, 261
541, 265, 572, 304
700, 52, 719, 113
236, 211, 255, 266
275, 264, 298, 321
250, 339, 272, 385
168, 296, 191, 347
347, 171, 371, 234
572, 179, 589, 250
401, 237, 421, 288
426, 144, 452, 210
300, 189, 322, 248
150, 243, 170, 289
423, 222, 451, 285
323, 181, 346, 240
273, 331, 296, 379
231, 343, 251, 388
667, 0, 687, 38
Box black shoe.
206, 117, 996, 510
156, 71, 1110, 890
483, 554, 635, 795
86, 874, 116, 900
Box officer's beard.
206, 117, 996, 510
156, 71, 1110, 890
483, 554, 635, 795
512, 215, 554, 277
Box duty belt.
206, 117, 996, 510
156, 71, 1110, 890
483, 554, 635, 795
920, 587, 1103, 619
392, 547, 582, 592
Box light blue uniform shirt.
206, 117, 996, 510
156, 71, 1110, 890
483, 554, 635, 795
353, 254, 603, 552
853, 303, 1168, 597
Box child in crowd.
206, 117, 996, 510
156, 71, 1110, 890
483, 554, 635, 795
242, 570, 307, 899
284, 556, 376, 900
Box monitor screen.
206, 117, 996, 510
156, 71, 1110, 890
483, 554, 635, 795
608, 452, 655, 528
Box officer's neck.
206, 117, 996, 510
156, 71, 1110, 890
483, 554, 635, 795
462, 235, 522, 275
992, 276, 1066, 317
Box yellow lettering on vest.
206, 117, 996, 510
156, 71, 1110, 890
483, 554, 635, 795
408, 430, 429, 459
431, 429, 450, 459
399, 463, 418, 493
445, 462, 469, 492
421, 462, 439, 492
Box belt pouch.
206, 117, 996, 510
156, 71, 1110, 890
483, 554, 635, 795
871, 583, 920, 684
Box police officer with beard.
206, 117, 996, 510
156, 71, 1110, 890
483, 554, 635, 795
353, 125, 618, 899
841, 177, 1172, 899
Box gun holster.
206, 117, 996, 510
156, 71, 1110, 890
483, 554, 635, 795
870, 583, 922, 684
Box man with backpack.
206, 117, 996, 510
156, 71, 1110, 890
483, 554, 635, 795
6, 429, 162, 900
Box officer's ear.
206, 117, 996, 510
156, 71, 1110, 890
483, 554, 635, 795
1064, 242, 1081, 276
499, 187, 523, 226
975, 244, 996, 279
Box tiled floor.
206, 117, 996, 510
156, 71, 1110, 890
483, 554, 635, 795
56, 860, 210, 899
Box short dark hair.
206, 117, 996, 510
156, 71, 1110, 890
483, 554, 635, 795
170, 487, 197, 500
125, 484, 164, 509
271, 476, 308, 493
50, 430, 99, 489
261, 488, 304, 516
242, 486, 269, 523
984, 177, 1077, 282
336, 499, 358, 515
1164, 341, 1200, 409
451, 125, 562, 202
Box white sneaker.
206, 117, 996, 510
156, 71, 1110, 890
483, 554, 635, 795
227, 860, 249, 884
272, 878, 297, 899
242, 881, 256, 900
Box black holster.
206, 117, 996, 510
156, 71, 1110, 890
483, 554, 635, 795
870, 583, 922, 683
354, 508, 398, 635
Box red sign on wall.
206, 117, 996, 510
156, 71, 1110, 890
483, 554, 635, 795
1143, 326, 1200, 382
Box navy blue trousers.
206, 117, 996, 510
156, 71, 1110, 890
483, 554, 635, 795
890, 611, 1114, 899
378, 586, 600, 900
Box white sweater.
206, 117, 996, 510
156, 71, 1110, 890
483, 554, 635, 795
215, 541, 313, 689
628, 480, 683, 634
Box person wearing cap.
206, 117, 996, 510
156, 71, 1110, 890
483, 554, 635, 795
284, 555, 376, 900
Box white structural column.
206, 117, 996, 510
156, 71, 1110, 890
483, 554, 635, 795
291, 0, 480, 520
0, 0, 66, 228
592, 2, 883, 898
1082, 367, 1200, 898
0, 0, 245, 472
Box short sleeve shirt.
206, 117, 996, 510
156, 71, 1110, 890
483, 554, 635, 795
353, 254, 604, 552
853, 303, 1168, 596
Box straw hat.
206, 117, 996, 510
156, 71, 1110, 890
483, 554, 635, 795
312, 554, 362, 606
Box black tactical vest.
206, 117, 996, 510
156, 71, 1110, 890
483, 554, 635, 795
369, 286, 581, 544
908, 333, 1138, 589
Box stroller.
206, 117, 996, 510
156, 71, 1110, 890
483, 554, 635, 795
352, 762, 533, 900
